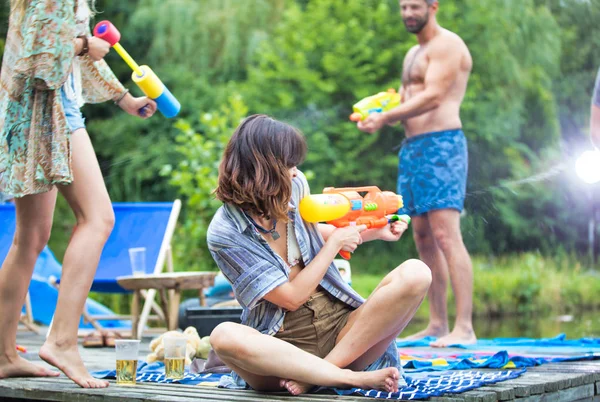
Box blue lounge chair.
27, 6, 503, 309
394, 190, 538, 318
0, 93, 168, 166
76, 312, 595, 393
0, 203, 127, 330
1, 201, 182, 336
72, 201, 182, 336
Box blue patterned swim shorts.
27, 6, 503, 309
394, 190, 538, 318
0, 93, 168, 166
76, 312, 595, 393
397, 129, 468, 216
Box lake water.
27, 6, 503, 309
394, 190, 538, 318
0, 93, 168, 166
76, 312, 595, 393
402, 309, 600, 340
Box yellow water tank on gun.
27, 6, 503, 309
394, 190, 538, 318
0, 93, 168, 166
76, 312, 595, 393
299, 194, 351, 223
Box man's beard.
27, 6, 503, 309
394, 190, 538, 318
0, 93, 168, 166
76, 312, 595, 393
403, 11, 429, 34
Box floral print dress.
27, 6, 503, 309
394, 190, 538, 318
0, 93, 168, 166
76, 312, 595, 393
0, 0, 127, 197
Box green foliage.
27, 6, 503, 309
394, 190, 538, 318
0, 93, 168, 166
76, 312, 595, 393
539, 0, 600, 141
242, 0, 407, 192
82, 0, 286, 205
162, 95, 249, 272
0, 0, 597, 291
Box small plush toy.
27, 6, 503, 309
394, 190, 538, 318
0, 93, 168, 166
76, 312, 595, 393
146, 326, 211, 365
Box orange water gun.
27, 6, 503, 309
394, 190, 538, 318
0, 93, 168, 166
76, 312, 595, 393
299, 186, 410, 260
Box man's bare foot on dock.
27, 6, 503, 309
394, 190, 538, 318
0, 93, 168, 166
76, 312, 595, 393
430, 328, 477, 348
280, 367, 400, 396
39, 342, 108, 388
0, 354, 60, 379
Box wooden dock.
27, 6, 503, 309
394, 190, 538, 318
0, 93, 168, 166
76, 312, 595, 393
2, 331, 600, 401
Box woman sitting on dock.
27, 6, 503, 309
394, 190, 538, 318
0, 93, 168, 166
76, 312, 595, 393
207, 114, 432, 395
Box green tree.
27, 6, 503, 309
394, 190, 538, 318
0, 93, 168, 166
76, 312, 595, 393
86, 0, 287, 204
162, 95, 249, 271
240, 0, 565, 255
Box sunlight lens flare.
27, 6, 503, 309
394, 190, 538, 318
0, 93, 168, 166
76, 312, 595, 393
575, 150, 600, 184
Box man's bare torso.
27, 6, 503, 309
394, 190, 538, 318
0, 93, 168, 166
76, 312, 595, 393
401, 29, 472, 137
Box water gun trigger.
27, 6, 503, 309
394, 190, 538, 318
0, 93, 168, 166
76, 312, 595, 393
388, 214, 411, 225
339, 250, 352, 260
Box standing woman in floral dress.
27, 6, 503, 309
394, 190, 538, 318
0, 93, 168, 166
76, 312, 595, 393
0, 0, 156, 388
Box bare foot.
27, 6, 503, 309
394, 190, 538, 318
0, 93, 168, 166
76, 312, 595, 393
400, 324, 448, 341
280, 378, 314, 395
430, 328, 477, 348
0, 355, 60, 379
351, 367, 400, 393
39, 342, 109, 388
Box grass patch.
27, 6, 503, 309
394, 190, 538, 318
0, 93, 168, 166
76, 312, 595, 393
351, 252, 600, 320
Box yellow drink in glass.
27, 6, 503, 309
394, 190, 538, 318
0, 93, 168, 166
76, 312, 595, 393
165, 357, 185, 379
116, 359, 138, 385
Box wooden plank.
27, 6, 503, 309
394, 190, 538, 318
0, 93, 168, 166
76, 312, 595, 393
0, 377, 381, 402
529, 366, 600, 383
499, 373, 549, 396
554, 384, 596, 401
459, 389, 498, 402
530, 371, 578, 393
516, 384, 595, 402
10, 331, 600, 401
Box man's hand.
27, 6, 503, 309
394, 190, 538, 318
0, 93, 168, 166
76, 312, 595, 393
357, 112, 388, 134
118, 93, 157, 119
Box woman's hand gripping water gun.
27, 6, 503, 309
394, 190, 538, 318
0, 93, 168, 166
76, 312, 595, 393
299, 186, 411, 259
93, 21, 181, 118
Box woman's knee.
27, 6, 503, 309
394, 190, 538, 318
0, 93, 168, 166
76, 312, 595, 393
98, 209, 115, 238
395, 259, 432, 296
77, 208, 115, 240
14, 221, 52, 256
210, 322, 248, 357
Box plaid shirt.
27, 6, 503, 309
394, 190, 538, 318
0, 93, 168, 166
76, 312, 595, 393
207, 170, 401, 388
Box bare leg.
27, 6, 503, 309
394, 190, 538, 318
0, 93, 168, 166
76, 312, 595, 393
0, 191, 60, 379
39, 129, 114, 388
282, 259, 431, 394
402, 215, 450, 340
210, 322, 400, 395
427, 209, 476, 347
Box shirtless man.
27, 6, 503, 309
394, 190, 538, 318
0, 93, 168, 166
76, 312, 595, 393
357, 0, 476, 347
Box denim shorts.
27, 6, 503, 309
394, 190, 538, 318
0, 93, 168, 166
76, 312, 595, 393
60, 76, 86, 132
397, 129, 468, 216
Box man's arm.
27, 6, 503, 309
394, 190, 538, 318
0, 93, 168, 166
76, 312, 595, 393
357, 38, 462, 133
384, 40, 462, 123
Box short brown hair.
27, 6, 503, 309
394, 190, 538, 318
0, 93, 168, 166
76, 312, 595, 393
215, 114, 307, 221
